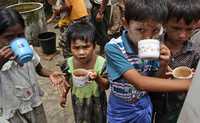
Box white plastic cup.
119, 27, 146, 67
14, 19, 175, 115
138, 39, 160, 59
72, 69, 91, 87
172, 66, 193, 79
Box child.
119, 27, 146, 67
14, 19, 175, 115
47, 0, 70, 24
90, 0, 111, 54
0, 8, 63, 123
47, 0, 89, 58
108, 0, 125, 38
153, 0, 200, 122
105, 0, 191, 122
51, 21, 109, 123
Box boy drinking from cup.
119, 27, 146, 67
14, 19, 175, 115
105, 0, 192, 122
50, 21, 109, 123
0, 8, 64, 123
153, 0, 200, 122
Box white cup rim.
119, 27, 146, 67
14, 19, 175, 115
172, 66, 192, 79
138, 39, 160, 44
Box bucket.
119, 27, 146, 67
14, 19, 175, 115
38, 32, 56, 54
7, 2, 47, 46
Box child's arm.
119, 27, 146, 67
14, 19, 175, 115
123, 69, 191, 92
105, 41, 191, 93
95, 74, 109, 90
96, 0, 107, 22
59, 83, 70, 108
63, 0, 72, 14
98, 0, 107, 14
88, 71, 109, 89
35, 63, 53, 77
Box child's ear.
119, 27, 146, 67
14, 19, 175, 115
122, 17, 128, 29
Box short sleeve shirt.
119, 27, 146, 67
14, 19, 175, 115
105, 31, 160, 102
0, 47, 43, 119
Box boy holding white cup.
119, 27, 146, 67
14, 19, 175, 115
104, 0, 192, 122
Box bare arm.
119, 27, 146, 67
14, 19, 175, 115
98, 0, 107, 14
95, 75, 109, 90
35, 63, 53, 77
123, 69, 191, 92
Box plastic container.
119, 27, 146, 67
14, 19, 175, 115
7, 2, 47, 46
10, 38, 33, 64
38, 32, 56, 54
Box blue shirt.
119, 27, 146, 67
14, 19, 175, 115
105, 31, 160, 100
105, 31, 160, 123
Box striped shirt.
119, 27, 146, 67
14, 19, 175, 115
105, 31, 160, 102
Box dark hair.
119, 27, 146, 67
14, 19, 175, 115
124, 0, 168, 23
167, 0, 200, 24
65, 21, 96, 48
0, 8, 25, 35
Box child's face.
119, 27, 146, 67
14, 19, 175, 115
164, 18, 195, 44
71, 39, 95, 64
0, 24, 25, 49
124, 19, 162, 46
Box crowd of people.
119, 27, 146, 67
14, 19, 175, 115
1, 0, 200, 123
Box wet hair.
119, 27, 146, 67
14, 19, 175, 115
65, 21, 96, 48
0, 8, 25, 35
124, 0, 168, 23
167, 0, 200, 24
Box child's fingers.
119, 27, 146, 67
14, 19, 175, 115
165, 71, 173, 75
60, 102, 66, 108
64, 80, 70, 87
165, 72, 173, 79
167, 66, 173, 72
58, 83, 67, 94
60, 101, 66, 108
160, 45, 171, 59
60, 97, 66, 108
49, 72, 66, 85
88, 71, 97, 80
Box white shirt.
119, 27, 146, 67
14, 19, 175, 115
0, 47, 44, 119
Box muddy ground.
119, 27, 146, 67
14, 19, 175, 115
37, 24, 75, 123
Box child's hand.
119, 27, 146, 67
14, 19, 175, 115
0, 46, 14, 68
160, 44, 171, 67
60, 96, 67, 108
96, 12, 104, 22
88, 71, 97, 80
49, 71, 70, 86
165, 66, 173, 79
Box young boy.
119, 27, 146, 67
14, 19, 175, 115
47, 0, 89, 58
51, 21, 109, 123
153, 0, 200, 122
0, 8, 65, 123
105, 0, 191, 122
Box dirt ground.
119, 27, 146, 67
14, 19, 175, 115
36, 24, 75, 123
38, 54, 75, 123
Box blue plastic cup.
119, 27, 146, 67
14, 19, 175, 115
10, 38, 33, 64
